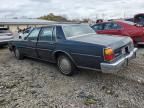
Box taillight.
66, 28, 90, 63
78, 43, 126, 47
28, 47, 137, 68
104, 48, 115, 61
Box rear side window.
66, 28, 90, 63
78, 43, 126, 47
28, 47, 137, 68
112, 23, 122, 29
104, 23, 113, 30
92, 24, 104, 30
39, 27, 54, 41
27, 28, 40, 40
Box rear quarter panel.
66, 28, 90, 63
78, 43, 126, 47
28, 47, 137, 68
118, 22, 141, 37
55, 40, 105, 70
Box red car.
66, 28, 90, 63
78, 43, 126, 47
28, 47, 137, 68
91, 20, 144, 45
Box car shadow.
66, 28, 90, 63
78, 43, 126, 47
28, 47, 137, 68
8, 48, 142, 87
22, 56, 141, 85
77, 70, 142, 87
0, 45, 8, 49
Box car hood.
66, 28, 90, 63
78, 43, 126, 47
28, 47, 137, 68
68, 34, 132, 50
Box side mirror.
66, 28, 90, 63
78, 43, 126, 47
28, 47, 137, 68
19, 36, 22, 39
24, 37, 27, 40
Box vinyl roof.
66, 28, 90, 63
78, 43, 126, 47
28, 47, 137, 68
0, 18, 56, 25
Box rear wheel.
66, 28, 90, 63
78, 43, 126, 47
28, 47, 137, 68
57, 55, 75, 76
14, 48, 24, 60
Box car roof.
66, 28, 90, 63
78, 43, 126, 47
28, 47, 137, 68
34, 23, 89, 29
93, 20, 135, 25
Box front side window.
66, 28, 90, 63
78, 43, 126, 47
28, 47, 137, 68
39, 27, 53, 41
92, 24, 104, 30
27, 28, 40, 40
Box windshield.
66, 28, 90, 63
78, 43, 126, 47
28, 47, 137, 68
62, 25, 95, 38
0, 28, 10, 33
134, 14, 144, 25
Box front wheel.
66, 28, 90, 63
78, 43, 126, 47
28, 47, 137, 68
57, 55, 75, 76
14, 48, 24, 60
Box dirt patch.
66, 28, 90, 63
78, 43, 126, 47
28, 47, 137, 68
0, 48, 144, 108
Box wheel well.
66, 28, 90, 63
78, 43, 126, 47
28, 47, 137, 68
54, 51, 75, 65
55, 52, 68, 60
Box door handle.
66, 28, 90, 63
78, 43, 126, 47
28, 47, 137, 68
28, 39, 37, 43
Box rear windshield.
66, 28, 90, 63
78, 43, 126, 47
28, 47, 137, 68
0, 30, 11, 33
62, 24, 95, 38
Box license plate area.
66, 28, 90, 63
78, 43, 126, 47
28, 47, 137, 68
122, 48, 126, 55
121, 46, 130, 55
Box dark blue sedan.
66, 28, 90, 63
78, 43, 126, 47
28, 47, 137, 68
9, 24, 137, 76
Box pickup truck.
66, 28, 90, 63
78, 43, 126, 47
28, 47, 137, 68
9, 24, 137, 76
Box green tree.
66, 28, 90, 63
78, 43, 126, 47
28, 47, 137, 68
39, 13, 68, 22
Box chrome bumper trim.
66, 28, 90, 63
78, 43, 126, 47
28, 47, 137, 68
101, 48, 137, 73
137, 42, 144, 45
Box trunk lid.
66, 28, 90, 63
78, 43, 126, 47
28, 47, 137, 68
68, 34, 132, 50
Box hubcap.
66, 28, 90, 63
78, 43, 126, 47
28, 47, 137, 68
59, 57, 71, 74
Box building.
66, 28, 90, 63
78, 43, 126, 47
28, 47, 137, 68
0, 18, 55, 32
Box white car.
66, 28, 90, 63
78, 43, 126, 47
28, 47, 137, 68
0, 28, 14, 46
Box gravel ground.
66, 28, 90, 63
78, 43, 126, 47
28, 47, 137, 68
0, 47, 144, 108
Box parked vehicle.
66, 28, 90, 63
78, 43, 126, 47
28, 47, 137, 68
125, 13, 144, 26
91, 20, 144, 45
9, 24, 137, 76
0, 28, 14, 46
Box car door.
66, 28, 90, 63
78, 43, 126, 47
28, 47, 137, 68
36, 26, 56, 61
21, 28, 41, 58
102, 22, 122, 35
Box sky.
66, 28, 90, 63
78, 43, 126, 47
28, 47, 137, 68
0, 0, 144, 20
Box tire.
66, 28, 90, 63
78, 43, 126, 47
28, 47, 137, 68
57, 55, 75, 76
134, 43, 138, 47
14, 48, 23, 60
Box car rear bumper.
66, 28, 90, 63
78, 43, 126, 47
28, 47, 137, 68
0, 41, 9, 46
137, 42, 144, 45
100, 48, 137, 73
